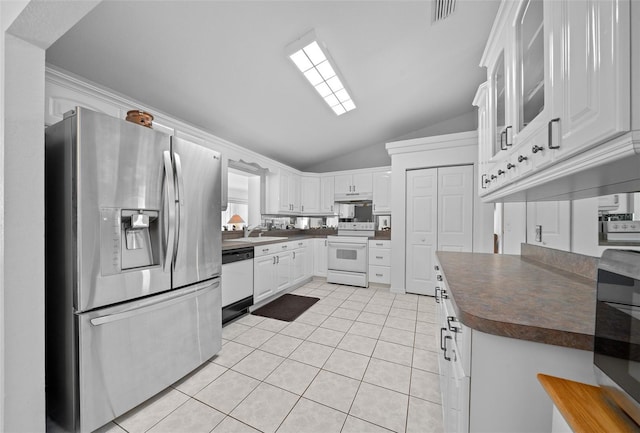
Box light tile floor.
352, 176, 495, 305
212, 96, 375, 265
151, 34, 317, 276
97, 279, 444, 433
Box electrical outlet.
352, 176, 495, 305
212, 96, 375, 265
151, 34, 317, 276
535, 225, 542, 242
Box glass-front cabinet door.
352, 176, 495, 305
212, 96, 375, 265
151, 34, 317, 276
491, 51, 506, 157
517, 0, 544, 133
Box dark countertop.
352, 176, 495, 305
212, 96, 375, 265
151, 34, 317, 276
222, 229, 391, 251
436, 251, 596, 351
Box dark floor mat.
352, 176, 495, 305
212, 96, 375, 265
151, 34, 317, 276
251, 294, 320, 322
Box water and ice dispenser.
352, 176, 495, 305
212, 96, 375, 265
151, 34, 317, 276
100, 208, 160, 275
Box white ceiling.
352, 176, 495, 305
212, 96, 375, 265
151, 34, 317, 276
45, 0, 500, 171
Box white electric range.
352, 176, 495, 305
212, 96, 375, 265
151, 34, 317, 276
326, 222, 375, 287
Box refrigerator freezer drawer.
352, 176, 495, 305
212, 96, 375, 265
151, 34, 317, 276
77, 279, 221, 432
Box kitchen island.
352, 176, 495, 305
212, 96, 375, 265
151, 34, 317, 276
434, 244, 599, 433
436, 246, 596, 350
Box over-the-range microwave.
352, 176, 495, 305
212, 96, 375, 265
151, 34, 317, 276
594, 249, 640, 425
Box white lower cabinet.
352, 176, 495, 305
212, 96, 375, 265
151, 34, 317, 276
313, 238, 328, 277
253, 253, 278, 304
291, 240, 310, 285
368, 239, 391, 284
253, 240, 312, 304
275, 251, 292, 293
435, 258, 595, 433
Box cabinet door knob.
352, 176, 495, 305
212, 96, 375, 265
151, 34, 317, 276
481, 174, 488, 188
507, 163, 515, 170
498, 169, 505, 175
532, 145, 544, 154
518, 155, 528, 163
491, 174, 497, 180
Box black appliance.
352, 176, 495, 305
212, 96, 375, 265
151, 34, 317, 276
594, 249, 640, 425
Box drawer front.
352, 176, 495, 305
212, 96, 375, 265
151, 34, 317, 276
369, 240, 390, 249
289, 239, 308, 250
254, 245, 274, 257
369, 265, 391, 284
369, 248, 391, 266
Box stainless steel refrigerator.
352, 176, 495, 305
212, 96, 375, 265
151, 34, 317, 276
45, 107, 222, 432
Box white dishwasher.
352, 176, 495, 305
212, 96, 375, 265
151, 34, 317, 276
222, 247, 254, 324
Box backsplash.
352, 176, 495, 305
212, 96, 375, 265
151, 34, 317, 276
521, 243, 598, 281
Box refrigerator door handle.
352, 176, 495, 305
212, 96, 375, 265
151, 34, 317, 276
163, 150, 177, 272
173, 152, 186, 266
90, 279, 220, 326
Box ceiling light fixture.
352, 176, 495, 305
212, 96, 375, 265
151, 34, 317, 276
287, 32, 356, 116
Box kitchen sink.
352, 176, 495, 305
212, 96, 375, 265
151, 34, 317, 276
232, 236, 288, 243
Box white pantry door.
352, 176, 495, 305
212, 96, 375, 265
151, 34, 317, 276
405, 165, 473, 296
438, 166, 474, 254
406, 168, 438, 295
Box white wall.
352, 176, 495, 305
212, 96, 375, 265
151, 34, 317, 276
302, 141, 391, 173
1, 2, 99, 431
303, 110, 478, 173
393, 110, 477, 142
386, 131, 494, 293
4, 32, 46, 432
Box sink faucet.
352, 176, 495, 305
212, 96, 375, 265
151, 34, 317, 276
243, 224, 264, 238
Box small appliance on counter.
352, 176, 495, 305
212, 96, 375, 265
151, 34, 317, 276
594, 249, 640, 425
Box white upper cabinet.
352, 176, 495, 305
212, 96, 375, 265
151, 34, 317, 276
294, 176, 337, 215
267, 169, 301, 214
320, 176, 336, 214
300, 176, 320, 214
372, 170, 392, 214
334, 172, 373, 198
473, 82, 492, 195
477, 0, 632, 201
550, 0, 630, 158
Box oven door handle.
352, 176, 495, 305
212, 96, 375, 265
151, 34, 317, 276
328, 243, 367, 249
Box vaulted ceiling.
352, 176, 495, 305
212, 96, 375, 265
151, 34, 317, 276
46, 0, 500, 171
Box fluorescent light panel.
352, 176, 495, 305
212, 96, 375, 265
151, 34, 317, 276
290, 41, 355, 115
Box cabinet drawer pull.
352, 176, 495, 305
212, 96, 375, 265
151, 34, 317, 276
532, 145, 544, 154
500, 129, 507, 151
440, 327, 447, 351
435, 287, 441, 303
447, 316, 460, 333
548, 117, 560, 149
436, 275, 443, 281
443, 335, 452, 361
375, 273, 383, 277
505, 125, 513, 146
481, 174, 488, 188
375, 256, 383, 259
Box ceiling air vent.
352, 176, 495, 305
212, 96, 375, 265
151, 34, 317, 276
432, 0, 456, 22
